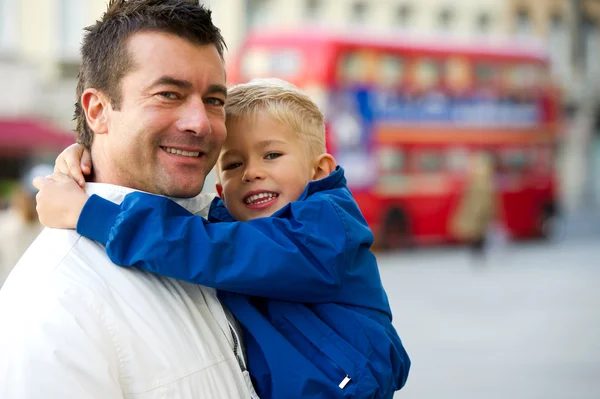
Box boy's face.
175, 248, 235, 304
217, 112, 314, 221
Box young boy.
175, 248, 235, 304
35, 79, 410, 398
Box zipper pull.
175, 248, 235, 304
339, 375, 351, 389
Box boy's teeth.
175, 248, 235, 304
245, 192, 278, 204
164, 147, 200, 157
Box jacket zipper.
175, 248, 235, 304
228, 323, 260, 399
229, 323, 246, 371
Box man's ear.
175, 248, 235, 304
312, 153, 337, 181
216, 183, 223, 198
81, 88, 110, 135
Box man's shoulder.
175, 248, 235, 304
1, 228, 101, 297
0, 229, 108, 335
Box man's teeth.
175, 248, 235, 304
245, 192, 278, 204
164, 147, 200, 157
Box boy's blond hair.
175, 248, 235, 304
225, 78, 326, 159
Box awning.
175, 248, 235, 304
0, 118, 75, 156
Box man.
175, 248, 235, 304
0, 1, 258, 398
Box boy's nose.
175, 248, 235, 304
243, 165, 267, 182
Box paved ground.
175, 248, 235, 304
378, 229, 600, 399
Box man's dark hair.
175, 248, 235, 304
74, 0, 226, 149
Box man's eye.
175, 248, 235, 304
157, 92, 179, 100
265, 153, 282, 160
224, 162, 242, 171
206, 97, 225, 106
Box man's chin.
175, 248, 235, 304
153, 181, 204, 199
163, 187, 204, 198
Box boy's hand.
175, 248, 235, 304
32, 172, 89, 229
54, 143, 92, 188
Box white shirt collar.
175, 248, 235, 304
85, 183, 216, 216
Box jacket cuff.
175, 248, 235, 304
76, 194, 120, 246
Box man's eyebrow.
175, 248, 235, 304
147, 76, 192, 90
206, 83, 228, 98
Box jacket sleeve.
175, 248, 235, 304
0, 289, 123, 398
77, 193, 350, 302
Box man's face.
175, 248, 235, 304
217, 112, 314, 221
98, 31, 227, 197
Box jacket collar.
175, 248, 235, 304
209, 166, 346, 223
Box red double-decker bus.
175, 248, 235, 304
228, 29, 562, 248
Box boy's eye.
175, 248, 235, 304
223, 162, 242, 171
265, 153, 282, 160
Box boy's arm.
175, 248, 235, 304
78, 192, 351, 302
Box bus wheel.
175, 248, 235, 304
381, 208, 410, 250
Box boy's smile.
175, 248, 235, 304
243, 190, 279, 207
217, 112, 314, 221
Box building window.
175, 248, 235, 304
515, 8, 532, 36
0, 0, 18, 52
305, 0, 321, 21
351, 1, 368, 24
476, 12, 491, 34
548, 13, 570, 84
395, 4, 412, 28
550, 12, 563, 31
584, 19, 599, 85
438, 8, 454, 31
247, 0, 270, 28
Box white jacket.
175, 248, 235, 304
0, 183, 259, 399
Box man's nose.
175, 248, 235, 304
177, 99, 211, 136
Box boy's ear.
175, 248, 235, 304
81, 88, 110, 135
312, 153, 337, 181
216, 183, 223, 198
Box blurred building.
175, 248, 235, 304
0, 0, 104, 186
1, 0, 598, 206
0, 0, 106, 126
506, 0, 599, 104
503, 0, 600, 209
210, 0, 511, 41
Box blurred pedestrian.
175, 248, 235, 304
0, 164, 52, 286
449, 152, 498, 260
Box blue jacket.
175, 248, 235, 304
77, 167, 410, 398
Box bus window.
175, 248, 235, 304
500, 149, 530, 173
241, 48, 270, 78
445, 57, 471, 94
416, 151, 444, 173
338, 52, 366, 84
338, 50, 379, 85
475, 63, 500, 88
271, 49, 302, 77
447, 147, 470, 172
379, 147, 405, 173
414, 58, 443, 91
378, 54, 405, 88
505, 64, 540, 92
